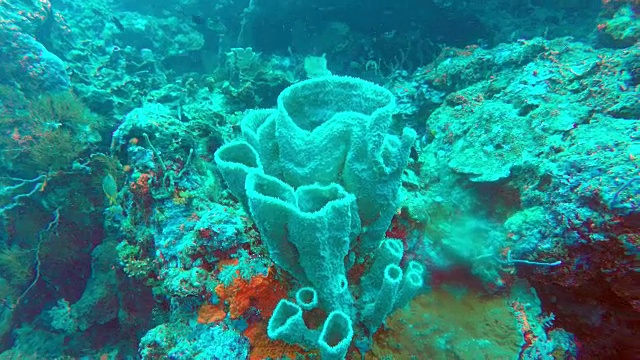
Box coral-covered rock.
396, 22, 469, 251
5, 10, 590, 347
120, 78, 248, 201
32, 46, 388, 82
0, 31, 69, 93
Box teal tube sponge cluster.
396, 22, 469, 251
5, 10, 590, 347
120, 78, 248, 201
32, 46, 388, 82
214, 76, 424, 359
269, 257, 424, 359
237, 76, 416, 253
214, 76, 415, 305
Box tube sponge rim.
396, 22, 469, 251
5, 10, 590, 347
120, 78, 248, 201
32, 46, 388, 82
406, 260, 425, 276
268, 299, 320, 349
384, 263, 403, 284
295, 182, 356, 217
267, 299, 304, 341
295, 287, 319, 311
381, 238, 404, 260
406, 271, 423, 288
276, 75, 396, 133
246, 171, 297, 207
318, 310, 354, 360
214, 140, 262, 170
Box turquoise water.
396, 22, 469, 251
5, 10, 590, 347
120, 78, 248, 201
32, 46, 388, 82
0, 0, 638, 359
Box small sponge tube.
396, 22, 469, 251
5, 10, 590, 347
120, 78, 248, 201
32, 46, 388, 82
295, 287, 319, 311
267, 299, 318, 348
318, 310, 354, 360
406, 260, 425, 276
363, 238, 404, 292
362, 264, 403, 333
395, 266, 425, 310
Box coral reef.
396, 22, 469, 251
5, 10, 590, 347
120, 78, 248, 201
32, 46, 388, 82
0, 0, 637, 358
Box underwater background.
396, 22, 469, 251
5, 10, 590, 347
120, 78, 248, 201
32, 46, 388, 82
0, 0, 638, 359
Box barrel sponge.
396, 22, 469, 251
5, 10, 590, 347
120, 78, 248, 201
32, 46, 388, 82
268, 299, 318, 348
318, 310, 354, 360
213, 140, 262, 209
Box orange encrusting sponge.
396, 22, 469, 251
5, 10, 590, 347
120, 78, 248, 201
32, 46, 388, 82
215, 266, 287, 319
212, 264, 304, 359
